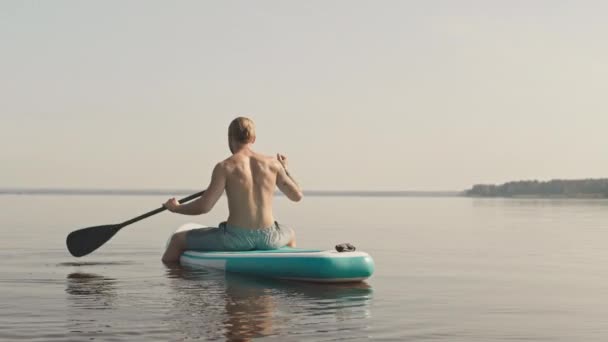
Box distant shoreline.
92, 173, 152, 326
465, 178, 608, 199
0, 188, 463, 198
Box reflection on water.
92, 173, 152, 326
62, 266, 373, 341
164, 265, 373, 341
58, 261, 134, 267
65, 272, 119, 340
65, 272, 117, 309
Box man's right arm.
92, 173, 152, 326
276, 159, 303, 202
164, 163, 226, 214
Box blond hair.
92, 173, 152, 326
228, 117, 256, 144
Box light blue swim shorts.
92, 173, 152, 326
185, 221, 294, 251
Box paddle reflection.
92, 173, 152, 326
65, 272, 117, 310
165, 265, 373, 341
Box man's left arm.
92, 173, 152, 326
164, 163, 226, 215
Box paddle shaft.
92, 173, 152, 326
118, 190, 205, 228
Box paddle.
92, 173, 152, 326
66, 190, 205, 257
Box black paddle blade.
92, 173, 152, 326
66, 224, 121, 257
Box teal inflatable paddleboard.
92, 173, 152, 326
172, 223, 375, 283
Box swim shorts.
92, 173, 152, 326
185, 221, 294, 251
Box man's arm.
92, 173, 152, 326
164, 163, 226, 215
276, 154, 303, 202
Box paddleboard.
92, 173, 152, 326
171, 223, 375, 283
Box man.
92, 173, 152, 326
161, 117, 302, 263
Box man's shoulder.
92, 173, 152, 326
219, 152, 279, 169
255, 153, 281, 169
219, 154, 243, 166
216, 155, 245, 171
216, 158, 231, 170
257, 152, 277, 162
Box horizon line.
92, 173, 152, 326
0, 187, 464, 197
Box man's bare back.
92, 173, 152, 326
223, 149, 301, 229
161, 117, 302, 262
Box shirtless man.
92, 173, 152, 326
161, 117, 302, 263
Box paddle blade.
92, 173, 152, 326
66, 224, 121, 257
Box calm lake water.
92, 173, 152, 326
2, 194, 608, 341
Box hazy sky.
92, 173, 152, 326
1, 1, 607, 191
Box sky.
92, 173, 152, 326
1, 1, 607, 191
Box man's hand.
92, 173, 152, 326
277, 153, 289, 169
163, 198, 180, 212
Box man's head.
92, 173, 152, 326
228, 116, 256, 153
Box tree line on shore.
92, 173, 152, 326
465, 178, 608, 198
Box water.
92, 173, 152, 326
2, 194, 608, 341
